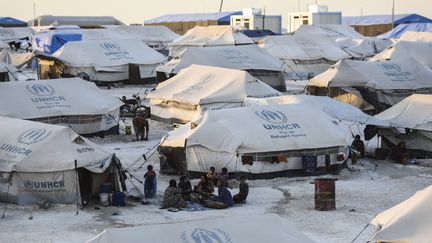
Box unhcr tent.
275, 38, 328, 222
156, 45, 287, 91
294, 25, 364, 39
369, 185, 432, 243
259, 35, 351, 79
370, 41, 432, 68
308, 58, 432, 113
88, 214, 316, 243
374, 94, 432, 156
378, 23, 432, 39
168, 25, 254, 57
148, 64, 280, 124
398, 31, 432, 42
0, 62, 19, 81
159, 104, 348, 177
0, 49, 33, 68
0, 17, 27, 27
33, 32, 82, 54
335, 37, 392, 59
50, 28, 128, 40
0, 27, 34, 50
0, 78, 123, 136
0, 117, 125, 205
37, 39, 166, 83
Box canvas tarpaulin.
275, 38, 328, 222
369, 185, 432, 243
0, 27, 34, 49
33, 32, 82, 54
294, 25, 364, 39
0, 49, 33, 68
370, 41, 432, 68
398, 30, 432, 42
88, 214, 316, 243
378, 23, 432, 39
148, 64, 280, 123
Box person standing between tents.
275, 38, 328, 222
233, 175, 249, 204
178, 175, 192, 201
162, 179, 187, 209
217, 167, 230, 187
390, 141, 410, 165
351, 135, 365, 164
144, 165, 156, 200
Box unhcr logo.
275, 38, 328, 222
17, 128, 52, 145
378, 63, 402, 73
100, 42, 121, 52
181, 228, 231, 243
218, 48, 242, 56
255, 110, 287, 124
25, 83, 55, 96
0, 29, 15, 38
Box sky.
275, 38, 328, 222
1, 0, 431, 26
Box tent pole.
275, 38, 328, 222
1, 172, 13, 220
74, 160, 80, 216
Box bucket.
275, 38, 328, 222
99, 193, 110, 207
125, 126, 132, 135
314, 178, 336, 211
100, 182, 112, 193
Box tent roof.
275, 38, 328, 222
148, 64, 280, 105
0, 27, 34, 49
169, 25, 254, 48
294, 25, 364, 39
342, 14, 432, 26
50, 39, 166, 67
0, 17, 27, 26
370, 41, 432, 68
370, 185, 432, 242
88, 214, 316, 243
0, 78, 123, 119
260, 34, 351, 61
164, 103, 348, 153
241, 29, 279, 38
398, 31, 432, 42
378, 23, 432, 39
244, 95, 386, 126
30, 15, 124, 26
375, 94, 432, 131
145, 11, 242, 24
158, 44, 285, 74
33, 32, 82, 54
114, 25, 179, 43
308, 58, 432, 90
0, 116, 112, 173
335, 37, 392, 58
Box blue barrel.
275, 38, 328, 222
100, 182, 113, 193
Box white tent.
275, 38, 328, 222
0, 117, 123, 205
294, 25, 364, 39
156, 44, 287, 91
0, 62, 19, 81
50, 28, 128, 40
374, 94, 432, 154
370, 41, 432, 68
88, 214, 316, 243
114, 25, 179, 53
148, 64, 280, 124
39, 39, 166, 82
335, 37, 393, 59
259, 35, 351, 79
168, 25, 254, 57
308, 58, 432, 112
0, 49, 33, 68
398, 31, 432, 42
0, 78, 123, 135
369, 185, 432, 243
160, 104, 348, 176
0, 27, 34, 50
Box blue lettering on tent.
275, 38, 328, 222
0, 144, 32, 156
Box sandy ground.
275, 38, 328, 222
1, 85, 431, 243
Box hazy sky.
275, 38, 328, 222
1, 0, 431, 26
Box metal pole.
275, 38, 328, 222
219, 0, 224, 13
33, 0, 36, 26
391, 0, 395, 28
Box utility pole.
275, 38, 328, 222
219, 0, 224, 13
391, 0, 395, 28
33, 0, 36, 26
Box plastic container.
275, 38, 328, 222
99, 193, 110, 207
100, 182, 112, 193
314, 178, 336, 211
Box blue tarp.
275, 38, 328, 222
240, 29, 279, 38
34, 32, 82, 54
378, 23, 432, 38
0, 17, 27, 27
145, 11, 241, 24
342, 14, 432, 26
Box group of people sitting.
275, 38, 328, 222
161, 167, 249, 210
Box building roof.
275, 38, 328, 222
0, 17, 27, 27
378, 23, 432, 38
145, 11, 241, 24
342, 14, 432, 26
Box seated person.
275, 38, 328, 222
217, 181, 234, 207
178, 175, 192, 201
390, 141, 410, 165
193, 175, 214, 202
162, 179, 187, 209
217, 167, 229, 187
206, 167, 217, 184
233, 176, 249, 204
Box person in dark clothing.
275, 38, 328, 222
162, 179, 187, 209
233, 176, 249, 204
207, 167, 217, 184
390, 141, 410, 165
351, 135, 365, 164
178, 175, 192, 201
144, 165, 156, 199
217, 167, 229, 187
217, 181, 234, 207
193, 175, 214, 202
